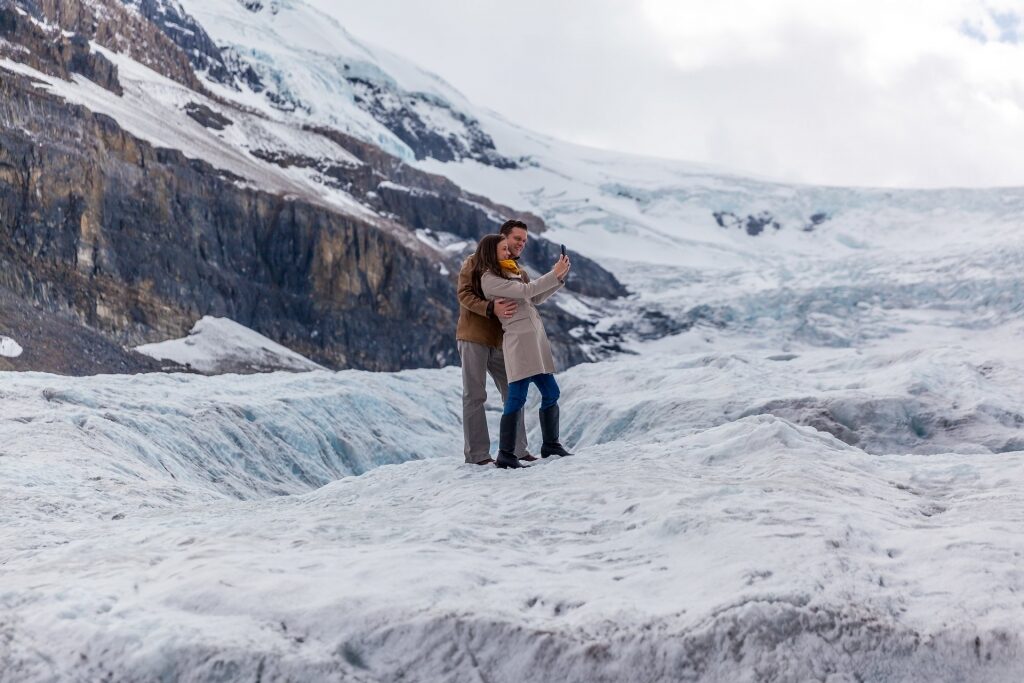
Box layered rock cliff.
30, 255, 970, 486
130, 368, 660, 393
0, 66, 457, 370
11, 0, 205, 91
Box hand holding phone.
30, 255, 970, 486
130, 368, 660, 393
554, 243, 571, 280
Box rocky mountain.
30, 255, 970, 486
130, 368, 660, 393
0, 0, 628, 374
10, 0, 205, 91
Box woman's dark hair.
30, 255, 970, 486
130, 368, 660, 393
499, 219, 528, 236
472, 234, 509, 298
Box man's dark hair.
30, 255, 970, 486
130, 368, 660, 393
471, 234, 510, 298
499, 219, 528, 236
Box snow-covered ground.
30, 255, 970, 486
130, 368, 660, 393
3, 315, 1024, 680
3, 416, 1023, 681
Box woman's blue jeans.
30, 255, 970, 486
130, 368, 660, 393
503, 373, 560, 415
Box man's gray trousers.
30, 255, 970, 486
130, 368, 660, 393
458, 340, 528, 463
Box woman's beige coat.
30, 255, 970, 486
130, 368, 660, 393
480, 270, 564, 383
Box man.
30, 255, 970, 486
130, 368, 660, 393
456, 219, 535, 465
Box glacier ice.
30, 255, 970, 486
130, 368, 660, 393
2, 393, 1022, 681
4, 320, 1024, 681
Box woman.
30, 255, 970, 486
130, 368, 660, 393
472, 233, 573, 469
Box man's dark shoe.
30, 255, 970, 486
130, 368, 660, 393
541, 443, 573, 458
495, 451, 524, 469
539, 404, 574, 457
497, 411, 528, 469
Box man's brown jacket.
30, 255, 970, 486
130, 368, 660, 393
455, 255, 530, 348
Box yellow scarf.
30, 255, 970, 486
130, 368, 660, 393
498, 259, 521, 275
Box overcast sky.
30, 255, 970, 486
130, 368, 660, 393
309, 0, 1024, 189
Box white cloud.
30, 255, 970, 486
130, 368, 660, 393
304, 0, 1024, 187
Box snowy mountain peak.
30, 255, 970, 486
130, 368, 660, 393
170, 0, 518, 166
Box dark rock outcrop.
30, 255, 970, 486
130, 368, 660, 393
0, 5, 122, 95
0, 282, 179, 374
713, 209, 832, 235
804, 212, 830, 232
522, 239, 628, 300
14, 0, 207, 91
347, 76, 516, 168
713, 210, 781, 236
184, 102, 232, 131
238, 0, 279, 14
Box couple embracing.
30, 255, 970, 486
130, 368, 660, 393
456, 219, 574, 469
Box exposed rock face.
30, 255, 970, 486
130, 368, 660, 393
713, 210, 781, 236
14, 0, 207, 91
0, 5, 122, 95
237, 0, 278, 14
184, 101, 232, 130
0, 282, 178, 374
522, 239, 628, 300
804, 212, 830, 232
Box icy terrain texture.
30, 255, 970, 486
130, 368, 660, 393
3, 325, 1024, 680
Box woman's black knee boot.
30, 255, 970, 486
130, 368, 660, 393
496, 411, 526, 469
539, 404, 573, 457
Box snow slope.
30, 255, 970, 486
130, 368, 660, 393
173, 0, 484, 163
418, 116, 1024, 274
135, 316, 324, 374
0, 335, 22, 357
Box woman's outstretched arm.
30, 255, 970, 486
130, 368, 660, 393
531, 279, 564, 305
481, 270, 562, 301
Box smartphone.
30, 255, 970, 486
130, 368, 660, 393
560, 244, 567, 257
